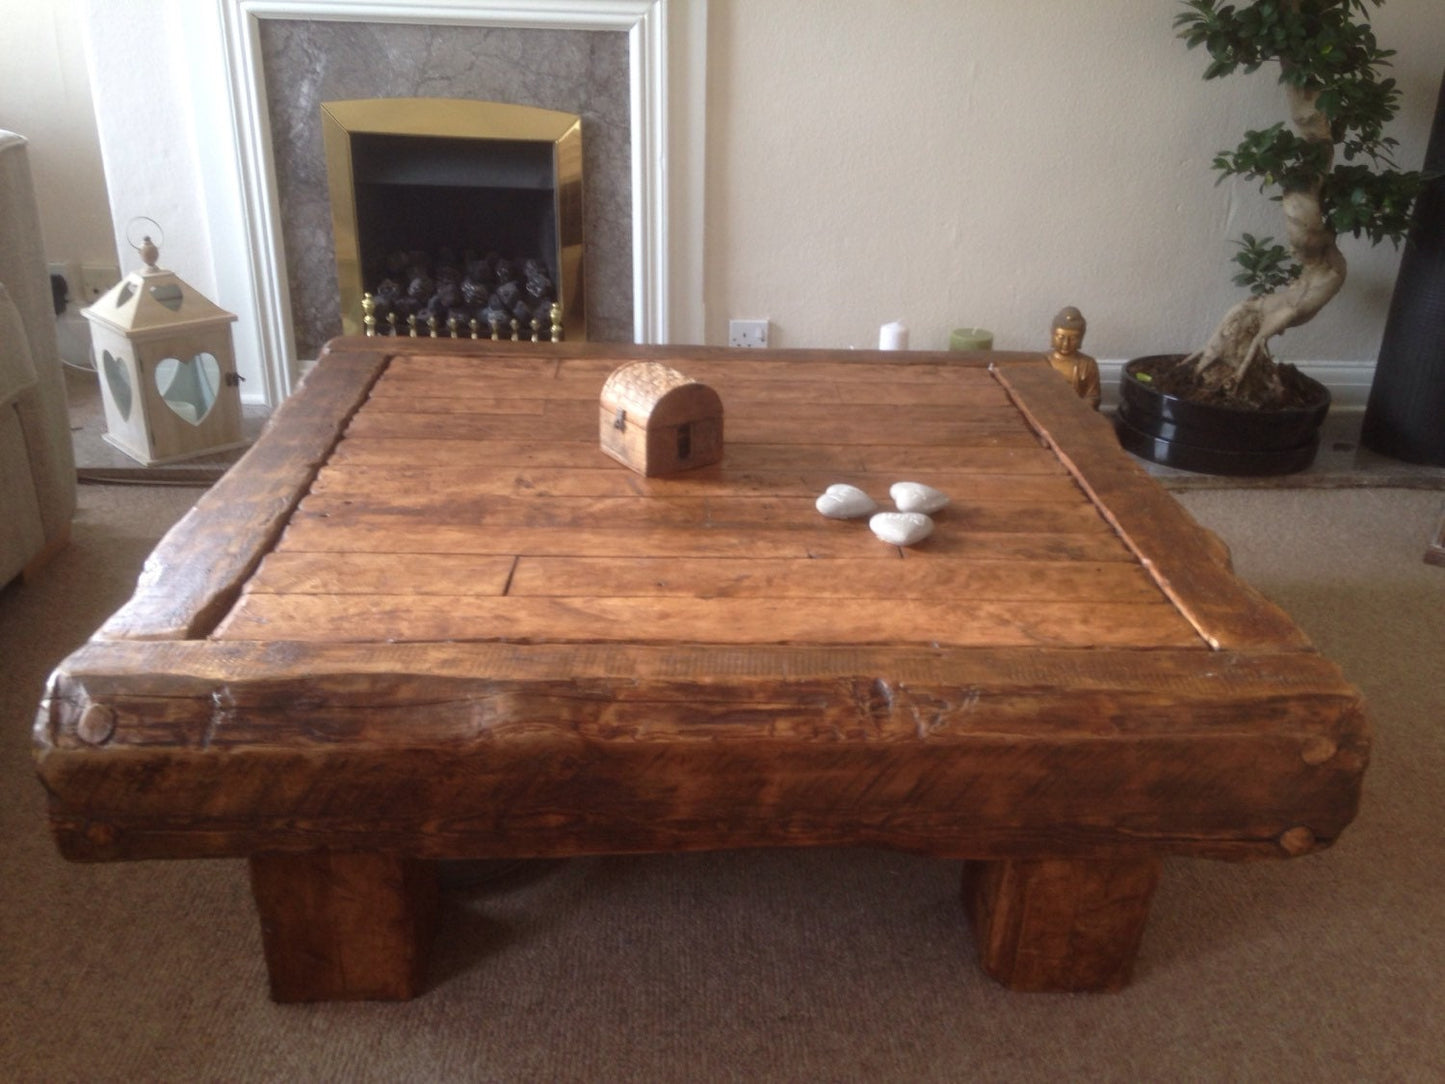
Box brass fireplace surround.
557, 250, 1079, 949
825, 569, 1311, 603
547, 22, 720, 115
321, 98, 584, 341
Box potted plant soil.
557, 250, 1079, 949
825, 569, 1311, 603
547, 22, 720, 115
1115, 0, 1424, 475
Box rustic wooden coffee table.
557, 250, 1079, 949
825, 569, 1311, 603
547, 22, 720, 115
35, 339, 1368, 1001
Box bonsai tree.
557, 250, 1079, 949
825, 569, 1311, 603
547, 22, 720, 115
1170, 0, 1423, 406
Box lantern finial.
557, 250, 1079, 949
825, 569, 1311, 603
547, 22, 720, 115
125, 216, 165, 272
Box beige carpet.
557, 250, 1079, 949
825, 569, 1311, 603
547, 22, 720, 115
2, 481, 1443, 1082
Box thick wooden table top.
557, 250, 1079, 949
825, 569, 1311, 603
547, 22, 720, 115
35, 339, 1369, 866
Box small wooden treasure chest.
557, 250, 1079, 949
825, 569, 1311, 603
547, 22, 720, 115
599, 361, 723, 476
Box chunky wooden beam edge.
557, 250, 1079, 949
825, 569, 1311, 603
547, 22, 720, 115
39, 638, 1361, 701
96, 348, 391, 641
35, 640, 1368, 865
989, 359, 1312, 652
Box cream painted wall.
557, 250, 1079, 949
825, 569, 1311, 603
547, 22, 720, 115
78, 0, 226, 304
10, 0, 1442, 388
0, 0, 113, 278
703, 0, 1445, 364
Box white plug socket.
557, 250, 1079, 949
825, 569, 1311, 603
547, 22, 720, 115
728, 318, 769, 348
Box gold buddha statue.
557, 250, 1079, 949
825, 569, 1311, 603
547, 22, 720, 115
1048, 306, 1101, 410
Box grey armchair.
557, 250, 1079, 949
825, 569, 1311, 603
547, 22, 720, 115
0, 130, 77, 586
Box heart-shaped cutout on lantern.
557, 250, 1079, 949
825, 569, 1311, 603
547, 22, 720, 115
101, 350, 133, 421
154, 352, 222, 426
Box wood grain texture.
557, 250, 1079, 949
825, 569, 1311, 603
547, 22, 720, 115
305, 465, 1085, 502
267, 515, 1138, 564
250, 851, 437, 1002
223, 351, 1174, 650
328, 438, 1063, 474
288, 493, 1116, 535
963, 857, 1162, 992
33, 341, 1373, 998
212, 593, 1197, 647
500, 555, 1166, 601
37, 639, 1368, 865
96, 347, 390, 641
370, 369, 1008, 408
342, 408, 1040, 447
991, 359, 1312, 651
236, 554, 1170, 625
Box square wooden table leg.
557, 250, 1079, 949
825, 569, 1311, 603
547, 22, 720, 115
962, 856, 1162, 992
248, 851, 439, 1002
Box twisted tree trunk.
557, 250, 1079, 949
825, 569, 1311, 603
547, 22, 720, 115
1186, 81, 1347, 394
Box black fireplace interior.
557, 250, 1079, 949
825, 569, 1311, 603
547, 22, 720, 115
351, 133, 560, 335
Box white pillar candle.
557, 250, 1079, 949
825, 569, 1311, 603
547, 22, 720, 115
879, 321, 908, 350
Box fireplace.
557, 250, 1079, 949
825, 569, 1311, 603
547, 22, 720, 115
322, 98, 585, 341
254, 14, 640, 365
84, 1, 701, 406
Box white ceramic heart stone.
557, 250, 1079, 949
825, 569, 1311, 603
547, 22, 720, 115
815, 483, 877, 519
869, 511, 934, 546
890, 481, 949, 515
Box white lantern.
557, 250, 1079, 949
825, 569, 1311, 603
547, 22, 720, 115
82, 236, 244, 466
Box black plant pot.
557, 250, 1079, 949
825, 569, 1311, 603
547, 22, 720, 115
1114, 355, 1331, 476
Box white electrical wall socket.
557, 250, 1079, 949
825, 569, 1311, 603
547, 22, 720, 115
728, 319, 769, 348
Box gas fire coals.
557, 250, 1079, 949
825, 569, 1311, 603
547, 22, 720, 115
366, 249, 557, 337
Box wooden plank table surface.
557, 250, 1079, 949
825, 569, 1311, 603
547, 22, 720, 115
34, 339, 1369, 1001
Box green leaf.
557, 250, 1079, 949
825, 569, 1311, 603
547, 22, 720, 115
1229, 232, 1301, 296
1176, 0, 1424, 291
